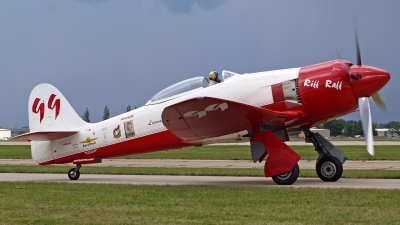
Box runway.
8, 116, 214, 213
2, 159, 400, 170
1, 173, 399, 189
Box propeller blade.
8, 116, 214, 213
359, 97, 374, 156
337, 51, 343, 60
371, 93, 387, 112
355, 29, 362, 66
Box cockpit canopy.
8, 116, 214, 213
146, 77, 208, 105
145, 70, 240, 105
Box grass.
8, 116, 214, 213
1, 165, 399, 179
2, 145, 400, 160
0, 182, 399, 224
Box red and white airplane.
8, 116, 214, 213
14, 49, 390, 185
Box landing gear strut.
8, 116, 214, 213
303, 129, 347, 182
68, 164, 81, 180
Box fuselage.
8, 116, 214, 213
32, 60, 390, 165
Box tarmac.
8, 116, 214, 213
1, 158, 400, 170
1, 173, 399, 189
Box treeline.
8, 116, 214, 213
81, 105, 135, 123
317, 119, 400, 137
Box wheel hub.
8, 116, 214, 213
277, 171, 292, 181
320, 161, 337, 178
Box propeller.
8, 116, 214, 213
354, 23, 387, 113
358, 97, 374, 155
353, 30, 386, 156
371, 92, 387, 112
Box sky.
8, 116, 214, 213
1, 0, 399, 128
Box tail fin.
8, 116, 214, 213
29, 83, 87, 132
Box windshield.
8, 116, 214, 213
149, 77, 208, 102
222, 70, 240, 81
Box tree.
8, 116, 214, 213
82, 108, 90, 122
126, 105, 131, 112
321, 119, 346, 136
387, 121, 400, 136
103, 106, 110, 120
352, 120, 363, 136
343, 120, 357, 137
372, 123, 378, 136
19, 126, 29, 135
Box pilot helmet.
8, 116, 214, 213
209, 71, 219, 81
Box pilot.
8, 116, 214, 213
208, 71, 221, 87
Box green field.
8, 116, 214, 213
2, 145, 400, 160
1, 145, 399, 224
0, 182, 399, 224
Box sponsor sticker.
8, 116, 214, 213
79, 137, 98, 147
84, 149, 97, 154
124, 120, 135, 138
113, 125, 121, 138
148, 120, 162, 125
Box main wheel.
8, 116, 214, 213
316, 156, 343, 182
272, 163, 299, 185
68, 168, 80, 180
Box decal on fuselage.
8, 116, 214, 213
79, 137, 98, 147
124, 120, 135, 138
113, 125, 121, 138
84, 149, 97, 154
183, 102, 228, 118
325, 80, 342, 90
148, 120, 162, 125
32, 94, 60, 124
303, 79, 319, 89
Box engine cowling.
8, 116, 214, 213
297, 60, 358, 125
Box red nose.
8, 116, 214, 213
350, 65, 390, 99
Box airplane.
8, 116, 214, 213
13, 42, 390, 185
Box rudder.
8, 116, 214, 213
29, 83, 87, 132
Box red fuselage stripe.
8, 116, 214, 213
40, 131, 199, 165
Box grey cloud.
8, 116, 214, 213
76, 0, 109, 5
160, 0, 227, 14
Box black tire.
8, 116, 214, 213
272, 163, 299, 185
68, 168, 80, 180
316, 156, 343, 182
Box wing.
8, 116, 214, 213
12, 131, 78, 141
162, 97, 305, 140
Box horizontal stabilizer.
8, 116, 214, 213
162, 97, 305, 140
12, 131, 78, 141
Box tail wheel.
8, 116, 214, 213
272, 163, 299, 185
68, 168, 80, 180
316, 156, 343, 182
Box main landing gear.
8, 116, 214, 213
303, 129, 347, 182
68, 164, 81, 180
272, 163, 299, 185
